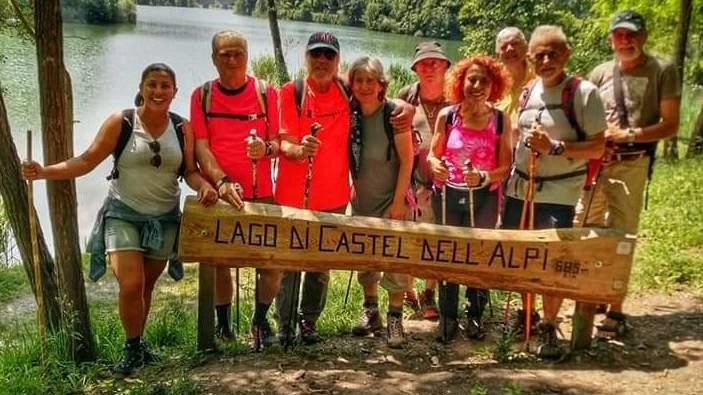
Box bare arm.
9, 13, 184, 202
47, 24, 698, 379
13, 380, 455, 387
22, 111, 122, 180
427, 108, 450, 182
194, 137, 243, 209
608, 96, 681, 144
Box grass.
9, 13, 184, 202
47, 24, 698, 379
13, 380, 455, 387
0, 264, 26, 305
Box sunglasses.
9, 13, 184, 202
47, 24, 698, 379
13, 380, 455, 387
309, 48, 337, 60
148, 140, 161, 168
530, 50, 560, 63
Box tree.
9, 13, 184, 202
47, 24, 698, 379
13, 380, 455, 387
34, 0, 95, 362
0, 84, 63, 334
267, 0, 289, 84
663, 0, 692, 160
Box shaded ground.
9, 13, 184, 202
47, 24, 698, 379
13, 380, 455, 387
188, 291, 702, 395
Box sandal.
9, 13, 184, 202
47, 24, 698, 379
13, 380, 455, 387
596, 311, 628, 339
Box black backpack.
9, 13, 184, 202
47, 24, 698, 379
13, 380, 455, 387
107, 109, 186, 180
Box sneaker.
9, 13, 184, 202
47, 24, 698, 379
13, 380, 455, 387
386, 314, 406, 349
465, 317, 485, 340
140, 341, 161, 364
435, 316, 459, 343
352, 306, 383, 336
299, 319, 321, 345
113, 342, 144, 377
421, 289, 439, 321
404, 290, 422, 315
535, 321, 562, 359
250, 319, 276, 351
595, 311, 628, 339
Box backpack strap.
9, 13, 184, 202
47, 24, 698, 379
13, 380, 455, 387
406, 81, 420, 105
518, 79, 538, 116
168, 111, 187, 178
254, 77, 270, 139
294, 78, 307, 117
107, 109, 135, 180
561, 76, 586, 141
382, 101, 398, 161
335, 77, 351, 103
200, 81, 212, 122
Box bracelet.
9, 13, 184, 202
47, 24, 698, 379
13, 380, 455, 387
215, 175, 232, 190
478, 170, 491, 189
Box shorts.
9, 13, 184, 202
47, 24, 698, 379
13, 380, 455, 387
104, 217, 178, 260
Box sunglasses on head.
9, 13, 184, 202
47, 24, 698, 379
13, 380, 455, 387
148, 140, 161, 168
310, 48, 337, 60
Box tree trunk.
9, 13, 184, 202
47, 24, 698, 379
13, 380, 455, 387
34, 0, 95, 362
267, 0, 290, 84
0, 83, 62, 332
686, 105, 703, 157
664, 0, 693, 160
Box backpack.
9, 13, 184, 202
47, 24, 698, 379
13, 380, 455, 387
518, 76, 586, 141
107, 109, 186, 181
293, 77, 351, 118
349, 100, 399, 179
517, 77, 592, 189
445, 105, 505, 156
199, 77, 270, 138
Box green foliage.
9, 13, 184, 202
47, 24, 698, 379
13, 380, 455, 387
0, 265, 25, 305
386, 63, 415, 98
62, 0, 137, 24
458, 0, 610, 75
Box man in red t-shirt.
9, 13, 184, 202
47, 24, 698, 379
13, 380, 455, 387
192, 30, 280, 349
276, 32, 415, 347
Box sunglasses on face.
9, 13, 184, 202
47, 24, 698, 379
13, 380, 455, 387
530, 50, 560, 63
148, 140, 161, 168
309, 48, 337, 60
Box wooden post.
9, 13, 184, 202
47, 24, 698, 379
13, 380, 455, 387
197, 263, 216, 352
571, 302, 597, 350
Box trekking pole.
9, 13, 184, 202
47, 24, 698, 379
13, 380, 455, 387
285, 122, 321, 351
343, 270, 354, 311
464, 160, 475, 228
26, 130, 47, 365
249, 129, 262, 351
440, 156, 448, 342
519, 107, 543, 344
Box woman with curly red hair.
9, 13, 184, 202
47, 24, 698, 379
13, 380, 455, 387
427, 55, 513, 343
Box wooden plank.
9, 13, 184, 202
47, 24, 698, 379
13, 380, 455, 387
197, 263, 216, 352
179, 197, 636, 305
571, 302, 597, 350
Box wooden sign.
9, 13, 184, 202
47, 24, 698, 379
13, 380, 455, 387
179, 197, 635, 305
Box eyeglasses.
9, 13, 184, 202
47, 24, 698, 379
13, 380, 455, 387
309, 48, 337, 61
148, 140, 161, 168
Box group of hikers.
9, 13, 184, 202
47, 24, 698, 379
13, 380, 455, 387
21, 9, 680, 377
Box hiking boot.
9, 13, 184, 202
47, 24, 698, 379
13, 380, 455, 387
278, 326, 297, 348
535, 321, 562, 359
216, 322, 236, 341
299, 319, 321, 345
352, 306, 383, 336
140, 341, 160, 364
465, 317, 485, 340
513, 309, 541, 338
250, 319, 276, 351
386, 314, 406, 349
595, 311, 628, 339
595, 304, 608, 315
435, 316, 459, 343
404, 290, 422, 315
113, 342, 144, 377
421, 289, 439, 321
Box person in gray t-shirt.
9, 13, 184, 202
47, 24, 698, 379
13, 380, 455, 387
502, 25, 606, 359
347, 57, 415, 349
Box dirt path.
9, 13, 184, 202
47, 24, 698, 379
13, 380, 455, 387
190, 291, 703, 395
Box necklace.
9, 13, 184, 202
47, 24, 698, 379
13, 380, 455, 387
421, 99, 443, 126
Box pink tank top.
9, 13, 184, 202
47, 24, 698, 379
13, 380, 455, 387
442, 107, 500, 189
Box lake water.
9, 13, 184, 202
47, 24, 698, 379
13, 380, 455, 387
0, 6, 461, 247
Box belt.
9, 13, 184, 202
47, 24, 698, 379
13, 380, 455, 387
515, 168, 586, 191
610, 151, 648, 162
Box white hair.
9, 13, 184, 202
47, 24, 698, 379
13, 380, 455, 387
529, 25, 569, 49
495, 27, 527, 52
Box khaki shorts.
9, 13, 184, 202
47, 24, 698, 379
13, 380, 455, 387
357, 271, 407, 294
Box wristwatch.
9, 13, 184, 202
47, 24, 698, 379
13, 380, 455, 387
264, 141, 274, 157
549, 140, 566, 156
626, 128, 636, 145
215, 175, 232, 190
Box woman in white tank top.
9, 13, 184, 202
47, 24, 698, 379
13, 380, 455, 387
21, 63, 218, 376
